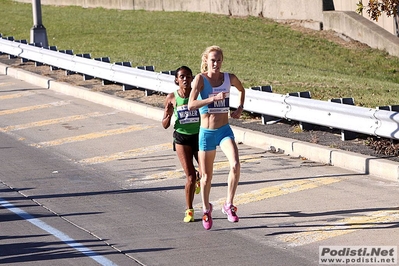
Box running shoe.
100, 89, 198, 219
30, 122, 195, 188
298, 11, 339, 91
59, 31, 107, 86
195, 171, 201, 195
202, 203, 213, 230
222, 203, 239, 222
184, 208, 194, 223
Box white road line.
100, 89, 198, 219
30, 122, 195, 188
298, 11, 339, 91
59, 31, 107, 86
0, 197, 117, 266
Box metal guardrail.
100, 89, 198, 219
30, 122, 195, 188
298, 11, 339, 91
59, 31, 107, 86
229, 90, 386, 138
1, 37, 399, 140
0, 38, 177, 94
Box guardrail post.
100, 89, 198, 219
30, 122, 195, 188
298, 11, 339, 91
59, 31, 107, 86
377, 106, 391, 111
114, 62, 135, 90
161, 70, 176, 76
288, 91, 314, 130
376, 105, 399, 144
97, 57, 111, 85
76, 53, 91, 59
30, 0, 48, 47
136, 66, 155, 96
250, 85, 282, 125
2, 36, 15, 56
377, 105, 399, 112
70, 53, 90, 76
392, 105, 399, 112
51, 50, 73, 71
330, 97, 358, 141
27, 42, 45, 66
83, 57, 110, 81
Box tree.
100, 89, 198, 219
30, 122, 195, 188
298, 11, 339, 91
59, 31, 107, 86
356, 0, 399, 21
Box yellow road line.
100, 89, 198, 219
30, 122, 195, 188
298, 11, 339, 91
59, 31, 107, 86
0, 101, 70, 116
277, 208, 399, 246
79, 143, 172, 165
213, 154, 263, 170
0, 112, 116, 132
0, 82, 14, 87
194, 176, 344, 210
31, 124, 154, 147
0, 93, 23, 100
136, 154, 263, 183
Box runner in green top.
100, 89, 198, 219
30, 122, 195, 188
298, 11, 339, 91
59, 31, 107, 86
173, 89, 200, 135
162, 66, 201, 223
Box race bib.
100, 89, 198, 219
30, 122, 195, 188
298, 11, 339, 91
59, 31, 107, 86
208, 93, 230, 113
177, 104, 200, 124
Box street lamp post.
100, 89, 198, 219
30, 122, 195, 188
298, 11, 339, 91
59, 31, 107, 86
30, 0, 48, 46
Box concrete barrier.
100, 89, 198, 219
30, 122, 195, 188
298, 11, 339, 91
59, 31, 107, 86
0, 63, 7, 75
323, 11, 399, 57
331, 149, 399, 182
5, 67, 52, 89
333, 0, 395, 34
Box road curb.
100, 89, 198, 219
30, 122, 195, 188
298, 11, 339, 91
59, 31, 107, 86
1, 65, 52, 89
1, 63, 398, 182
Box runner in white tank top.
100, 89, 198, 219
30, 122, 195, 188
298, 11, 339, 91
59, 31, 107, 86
188, 46, 246, 230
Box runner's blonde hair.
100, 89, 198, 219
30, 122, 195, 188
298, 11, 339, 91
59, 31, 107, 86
201, 45, 224, 73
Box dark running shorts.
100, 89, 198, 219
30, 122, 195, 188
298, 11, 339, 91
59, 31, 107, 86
173, 131, 199, 152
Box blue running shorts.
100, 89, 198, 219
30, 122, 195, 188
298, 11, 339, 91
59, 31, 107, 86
199, 124, 235, 151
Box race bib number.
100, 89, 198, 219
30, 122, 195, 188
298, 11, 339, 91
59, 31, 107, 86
208, 93, 230, 113
177, 105, 200, 124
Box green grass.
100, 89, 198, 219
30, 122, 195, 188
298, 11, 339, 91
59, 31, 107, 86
2, 0, 399, 107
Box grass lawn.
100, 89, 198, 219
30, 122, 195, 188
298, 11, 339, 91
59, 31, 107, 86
2, 0, 399, 108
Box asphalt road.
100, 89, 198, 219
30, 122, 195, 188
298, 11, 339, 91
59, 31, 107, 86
0, 74, 398, 265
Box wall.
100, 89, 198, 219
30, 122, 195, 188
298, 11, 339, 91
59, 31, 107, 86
14, 0, 324, 23
333, 0, 395, 36
323, 11, 399, 57
14, 0, 396, 34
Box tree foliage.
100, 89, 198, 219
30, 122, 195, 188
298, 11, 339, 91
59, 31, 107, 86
357, 0, 399, 21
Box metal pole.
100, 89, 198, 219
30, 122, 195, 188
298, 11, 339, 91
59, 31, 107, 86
396, 7, 399, 37
30, 0, 48, 47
